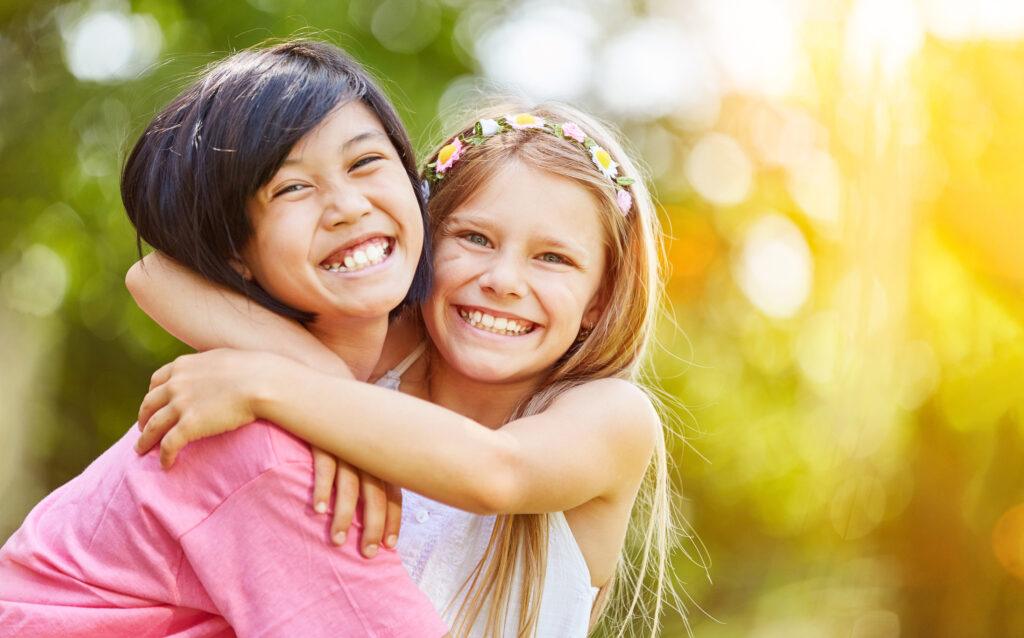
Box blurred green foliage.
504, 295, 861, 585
2, 2, 1024, 637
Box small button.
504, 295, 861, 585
415, 509, 430, 523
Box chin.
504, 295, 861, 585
454, 354, 541, 385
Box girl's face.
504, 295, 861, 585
422, 160, 608, 384
241, 101, 423, 322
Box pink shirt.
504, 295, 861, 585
0, 421, 448, 638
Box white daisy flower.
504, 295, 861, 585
506, 113, 546, 130
590, 145, 619, 179
479, 118, 500, 136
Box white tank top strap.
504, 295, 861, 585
374, 341, 427, 390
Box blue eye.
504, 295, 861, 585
464, 233, 490, 247
540, 253, 569, 265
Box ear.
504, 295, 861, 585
229, 256, 253, 281
581, 283, 610, 331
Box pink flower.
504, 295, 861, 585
435, 137, 464, 174
562, 121, 586, 143
616, 189, 633, 215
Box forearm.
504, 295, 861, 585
253, 361, 515, 513
127, 253, 350, 377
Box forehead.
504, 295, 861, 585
288, 100, 390, 156
453, 161, 606, 248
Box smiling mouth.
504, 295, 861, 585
457, 306, 537, 336
319, 237, 394, 273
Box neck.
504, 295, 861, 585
307, 315, 390, 381
426, 356, 542, 429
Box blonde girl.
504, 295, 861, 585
130, 102, 678, 637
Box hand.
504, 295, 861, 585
135, 349, 275, 467
312, 448, 403, 558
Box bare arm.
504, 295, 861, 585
126, 252, 349, 377
140, 351, 659, 516
127, 253, 403, 557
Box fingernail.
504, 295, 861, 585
364, 544, 378, 558
385, 535, 398, 548
332, 532, 346, 545
314, 502, 327, 514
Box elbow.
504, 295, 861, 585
464, 434, 522, 515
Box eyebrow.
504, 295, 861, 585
340, 130, 389, 153
281, 130, 389, 166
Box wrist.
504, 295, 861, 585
247, 354, 292, 420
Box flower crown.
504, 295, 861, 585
424, 113, 635, 215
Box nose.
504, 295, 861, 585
321, 183, 371, 228
478, 252, 528, 299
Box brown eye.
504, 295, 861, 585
273, 184, 307, 198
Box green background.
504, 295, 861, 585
2, 1, 1023, 636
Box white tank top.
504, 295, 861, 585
374, 344, 598, 637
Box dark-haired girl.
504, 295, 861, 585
0, 41, 446, 637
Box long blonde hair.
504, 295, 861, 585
422, 101, 680, 637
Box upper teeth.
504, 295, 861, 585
459, 308, 534, 336
322, 240, 390, 273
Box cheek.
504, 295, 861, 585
249, 219, 311, 280
430, 244, 477, 288
534, 278, 591, 325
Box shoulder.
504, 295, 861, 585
550, 378, 660, 460
138, 420, 312, 511
182, 419, 310, 470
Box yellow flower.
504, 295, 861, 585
436, 138, 464, 173
590, 145, 618, 179
507, 113, 545, 130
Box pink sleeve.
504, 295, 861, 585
179, 460, 448, 638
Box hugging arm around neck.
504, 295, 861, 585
126, 251, 352, 378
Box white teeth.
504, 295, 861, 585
366, 243, 386, 265
458, 308, 533, 336
321, 239, 392, 274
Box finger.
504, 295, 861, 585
311, 448, 336, 515
159, 425, 186, 469
330, 460, 360, 546
359, 473, 387, 559
383, 482, 403, 550
138, 384, 171, 432
135, 404, 179, 454
149, 362, 174, 391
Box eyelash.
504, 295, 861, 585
462, 232, 491, 247
270, 155, 383, 198
351, 155, 382, 170
273, 183, 306, 198
539, 253, 571, 265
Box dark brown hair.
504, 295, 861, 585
121, 40, 431, 322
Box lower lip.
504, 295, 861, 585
451, 306, 537, 341
319, 244, 397, 279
